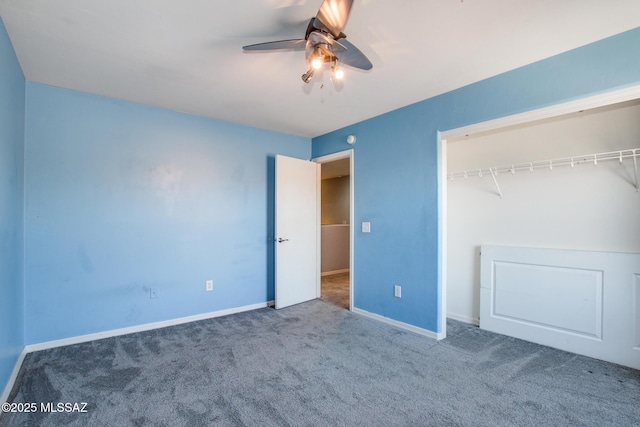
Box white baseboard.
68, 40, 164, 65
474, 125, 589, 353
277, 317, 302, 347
352, 308, 445, 340
447, 312, 480, 326
3, 302, 271, 401
321, 269, 349, 277
25, 302, 270, 353
1, 347, 28, 404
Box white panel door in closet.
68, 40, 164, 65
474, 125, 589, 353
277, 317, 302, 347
480, 245, 640, 369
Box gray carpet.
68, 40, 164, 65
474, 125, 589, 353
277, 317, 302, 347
2, 299, 639, 427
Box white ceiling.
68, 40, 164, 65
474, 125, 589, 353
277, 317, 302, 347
1, 0, 639, 138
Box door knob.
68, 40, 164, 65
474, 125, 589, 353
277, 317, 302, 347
277, 238, 289, 243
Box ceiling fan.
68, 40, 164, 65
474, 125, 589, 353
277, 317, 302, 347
242, 0, 372, 83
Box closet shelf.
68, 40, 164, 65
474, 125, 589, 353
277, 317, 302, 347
448, 147, 639, 198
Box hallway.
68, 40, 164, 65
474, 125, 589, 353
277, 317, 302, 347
321, 272, 349, 310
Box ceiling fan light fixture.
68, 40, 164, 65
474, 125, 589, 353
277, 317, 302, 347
332, 64, 344, 79
302, 68, 315, 83
310, 46, 325, 69
311, 57, 323, 69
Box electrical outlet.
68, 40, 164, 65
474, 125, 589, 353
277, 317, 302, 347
394, 285, 401, 298
150, 288, 158, 299
206, 280, 213, 291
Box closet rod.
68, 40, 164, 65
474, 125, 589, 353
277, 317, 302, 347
448, 147, 640, 197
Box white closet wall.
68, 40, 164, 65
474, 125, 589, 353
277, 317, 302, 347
446, 100, 640, 324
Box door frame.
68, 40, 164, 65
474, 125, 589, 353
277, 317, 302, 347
312, 149, 355, 310
437, 83, 640, 338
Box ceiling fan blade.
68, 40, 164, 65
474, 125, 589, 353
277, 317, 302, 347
337, 39, 372, 70
331, 40, 347, 53
314, 0, 353, 38
242, 39, 307, 52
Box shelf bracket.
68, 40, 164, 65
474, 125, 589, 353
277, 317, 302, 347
490, 167, 503, 199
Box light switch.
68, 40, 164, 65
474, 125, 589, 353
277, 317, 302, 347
362, 221, 371, 233
394, 285, 402, 298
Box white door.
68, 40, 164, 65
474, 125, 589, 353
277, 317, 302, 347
275, 155, 319, 309
480, 245, 640, 370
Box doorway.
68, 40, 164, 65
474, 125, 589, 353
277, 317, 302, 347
314, 150, 354, 310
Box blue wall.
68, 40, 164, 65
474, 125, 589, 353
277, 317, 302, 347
0, 17, 25, 394
24, 83, 310, 344
312, 27, 640, 333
